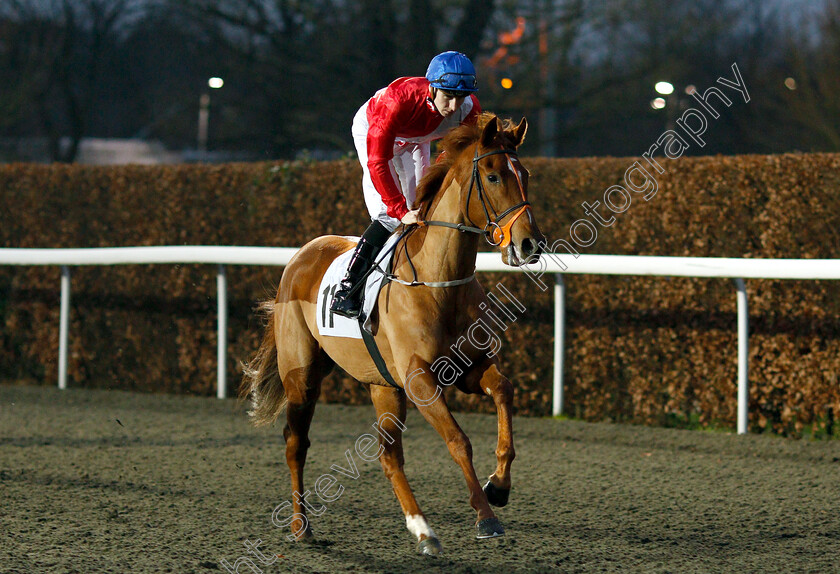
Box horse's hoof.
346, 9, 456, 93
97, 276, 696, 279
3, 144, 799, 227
292, 525, 315, 542
483, 480, 510, 507
418, 536, 443, 555
476, 517, 505, 539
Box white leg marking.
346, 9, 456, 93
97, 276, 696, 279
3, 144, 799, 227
406, 514, 436, 540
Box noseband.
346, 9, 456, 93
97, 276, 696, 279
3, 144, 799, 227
421, 145, 531, 248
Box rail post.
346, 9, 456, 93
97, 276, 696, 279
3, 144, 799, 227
58, 266, 71, 390
553, 273, 565, 416
217, 264, 227, 399
735, 278, 749, 434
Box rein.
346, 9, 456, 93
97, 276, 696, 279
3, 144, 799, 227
388, 144, 531, 288
373, 225, 476, 289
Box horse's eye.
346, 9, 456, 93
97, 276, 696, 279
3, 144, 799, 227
487, 174, 500, 184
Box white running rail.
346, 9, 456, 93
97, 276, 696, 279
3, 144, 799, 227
2, 246, 838, 434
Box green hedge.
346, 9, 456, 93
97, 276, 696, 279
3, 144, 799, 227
2, 153, 839, 436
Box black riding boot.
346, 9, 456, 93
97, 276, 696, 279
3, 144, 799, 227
330, 220, 392, 319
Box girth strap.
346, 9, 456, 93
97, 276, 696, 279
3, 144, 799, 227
358, 318, 401, 389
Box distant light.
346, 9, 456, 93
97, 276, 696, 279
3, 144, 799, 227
501, 78, 513, 89
784, 77, 797, 90
685, 84, 696, 95
651, 97, 666, 110
655, 81, 674, 95
208, 77, 225, 89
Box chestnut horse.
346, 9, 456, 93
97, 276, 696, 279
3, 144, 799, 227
241, 113, 544, 555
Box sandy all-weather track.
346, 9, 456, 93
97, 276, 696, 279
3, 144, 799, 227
1, 384, 839, 573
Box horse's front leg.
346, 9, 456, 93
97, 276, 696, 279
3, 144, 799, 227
369, 385, 443, 555
467, 361, 515, 508
405, 356, 505, 539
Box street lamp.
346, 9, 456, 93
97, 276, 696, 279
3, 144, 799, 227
654, 81, 674, 96
651, 81, 675, 112
651, 81, 679, 131
197, 77, 224, 153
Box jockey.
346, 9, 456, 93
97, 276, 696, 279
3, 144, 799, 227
331, 51, 482, 319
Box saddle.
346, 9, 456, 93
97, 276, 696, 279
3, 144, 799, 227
315, 234, 400, 339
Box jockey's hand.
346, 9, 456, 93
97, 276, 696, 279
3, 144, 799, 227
401, 209, 421, 225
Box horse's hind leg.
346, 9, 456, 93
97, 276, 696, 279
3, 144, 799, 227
369, 385, 443, 555
281, 376, 320, 541
276, 304, 331, 541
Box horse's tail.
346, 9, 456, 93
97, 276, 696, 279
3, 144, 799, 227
240, 300, 287, 426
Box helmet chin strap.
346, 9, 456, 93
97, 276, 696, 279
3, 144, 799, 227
428, 87, 449, 116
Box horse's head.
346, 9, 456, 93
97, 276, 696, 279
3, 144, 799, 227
461, 115, 544, 266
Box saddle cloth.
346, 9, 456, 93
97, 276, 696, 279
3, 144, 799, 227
315, 234, 400, 339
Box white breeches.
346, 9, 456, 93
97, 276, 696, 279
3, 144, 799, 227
352, 104, 430, 232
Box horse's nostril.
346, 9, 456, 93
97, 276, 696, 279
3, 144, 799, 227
521, 238, 536, 257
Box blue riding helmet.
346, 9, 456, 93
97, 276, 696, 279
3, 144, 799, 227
425, 51, 478, 95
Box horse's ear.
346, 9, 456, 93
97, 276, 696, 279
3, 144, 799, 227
480, 115, 500, 148
512, 117, 528, 148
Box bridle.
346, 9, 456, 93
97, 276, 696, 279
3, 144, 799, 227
421, 145, 531, 249
380, 143, 532, 288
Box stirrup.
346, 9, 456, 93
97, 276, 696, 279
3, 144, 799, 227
330, 290, 362, 318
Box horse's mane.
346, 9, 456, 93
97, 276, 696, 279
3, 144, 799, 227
414, 112, 519, 214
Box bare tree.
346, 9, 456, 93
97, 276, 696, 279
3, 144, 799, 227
0, 0, 145, 162
776, 0, 840, 151
172, 0, 500, 156
480, 0, 799, 156
5, 0, 836, 161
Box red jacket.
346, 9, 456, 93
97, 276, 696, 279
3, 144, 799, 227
364, 77, 481, 219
